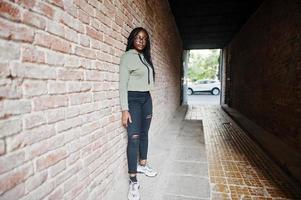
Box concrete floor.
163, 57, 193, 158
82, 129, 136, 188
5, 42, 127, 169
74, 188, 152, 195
107, 105, 301, 200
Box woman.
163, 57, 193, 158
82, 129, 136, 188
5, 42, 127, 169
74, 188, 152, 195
119, 27, 157, 200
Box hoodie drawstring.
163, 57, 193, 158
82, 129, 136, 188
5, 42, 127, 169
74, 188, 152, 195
138, 54, 150, 84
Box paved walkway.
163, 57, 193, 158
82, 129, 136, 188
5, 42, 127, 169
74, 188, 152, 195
186, 105, 301, 200
109, 106, 210, 200
108, 105, 301, 200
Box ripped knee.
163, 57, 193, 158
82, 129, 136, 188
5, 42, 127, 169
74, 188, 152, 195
146, 114, 152, 119
131, 134, 140, 140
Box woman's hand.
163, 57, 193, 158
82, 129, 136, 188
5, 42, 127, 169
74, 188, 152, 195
122, 110, 132, 127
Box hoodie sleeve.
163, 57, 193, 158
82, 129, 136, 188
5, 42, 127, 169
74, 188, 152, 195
119, 53, 130, 111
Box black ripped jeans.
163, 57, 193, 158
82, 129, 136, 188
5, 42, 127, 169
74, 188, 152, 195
127, 91, 152, 174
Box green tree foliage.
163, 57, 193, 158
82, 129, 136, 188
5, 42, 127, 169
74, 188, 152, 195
188, 49, 220, 81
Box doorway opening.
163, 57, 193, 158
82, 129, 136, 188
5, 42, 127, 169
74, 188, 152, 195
182, 49, 222, 106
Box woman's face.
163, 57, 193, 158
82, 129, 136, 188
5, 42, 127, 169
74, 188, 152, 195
133, 30, 148, 52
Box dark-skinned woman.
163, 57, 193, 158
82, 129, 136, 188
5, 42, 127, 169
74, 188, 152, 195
119, 27, 157, 200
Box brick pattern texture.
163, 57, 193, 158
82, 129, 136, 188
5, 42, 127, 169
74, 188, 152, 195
0, 0, 182, 199
225, 0, 301, 151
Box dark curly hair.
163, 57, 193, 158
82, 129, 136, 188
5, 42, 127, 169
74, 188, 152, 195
126, 27, 155, 81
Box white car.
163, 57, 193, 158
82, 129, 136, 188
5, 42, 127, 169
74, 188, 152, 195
187, 80, 220, 95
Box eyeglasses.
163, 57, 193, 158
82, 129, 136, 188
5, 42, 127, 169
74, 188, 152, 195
134, 36, 148, 43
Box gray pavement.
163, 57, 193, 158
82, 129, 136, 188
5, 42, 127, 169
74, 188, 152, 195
108, 107, 210, 200
187, 93, 220, 105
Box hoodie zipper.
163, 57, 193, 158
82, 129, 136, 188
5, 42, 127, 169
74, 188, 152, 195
138, 54, 150, 84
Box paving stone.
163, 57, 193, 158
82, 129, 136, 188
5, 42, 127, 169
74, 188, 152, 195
162, 194, 208, 200
175, 146, 207, 162
165, 175, 210, 198
171, 161, 208, 177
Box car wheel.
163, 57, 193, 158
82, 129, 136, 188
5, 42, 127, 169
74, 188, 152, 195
211, 88, 220, 95
187, 88, 193, 95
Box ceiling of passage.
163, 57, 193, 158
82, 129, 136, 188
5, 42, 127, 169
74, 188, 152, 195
168, 0, 264, 49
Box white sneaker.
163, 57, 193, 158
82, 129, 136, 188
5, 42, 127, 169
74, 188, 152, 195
128, 180, 140, 200
137, 164, 158, 177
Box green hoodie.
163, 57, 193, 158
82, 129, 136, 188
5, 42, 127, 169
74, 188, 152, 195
119, 49, 154, 111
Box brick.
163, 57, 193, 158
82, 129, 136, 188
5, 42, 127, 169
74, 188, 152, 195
46, 187, 63, 200
24, 171, 48, 193
23, 125, 55, 146
73, 189, 88, 200
56, 117, 82, 133
34, 1, 54, 19
51, 38, 72, 54
0, 162, 33, 194
87, 0, 100, 8
91, 38, 103, 51
0, 1, 21, 21
79, 103, 95, 114
36, 148, 67, 171
78, 9, 90, 24
23, 80, 47, 97
22, 10, 46, 29
0, 40, 20, 61
0, 20, 34, 42
64, 176, 90, 200
81, 111, 100, 124
66, 140, 82, 155
91, 19, 101, 32
34, 31, 52, 48
74, 46, 96, 59
22, 181, 54, 200
67, 82, 81, 93
59, 13, 84, 33
11, 63, 56, 80
64, 56, 81, 68
48, 81, 66, 94
80, 82, 92, 91
81, 59, 93, 70
0, 62, 10, 77
46, 108, 65, 124
24, 112, 46, 129
33, 95, 68, 111
79, 34, 90, 47
65, 106, 80, 119
74, 0, 94, 15
4, 132, 25, 153
53, 160, 82, 187
66, 151, 80, 166
0, 80, 23, 99
97, 51, 112, 63
57, 69, 84, 80
63, 127, 81, 145
93, 91, 106, 102
69, 93, 92, 105
0, 100, 31, 117
92, 83, 106, 91
0, 182, 24, 200
63, 175, 77, 193
64, 26, 78, 43
21, 45, 45, 64
25, 134, 64, 160
0, 139, 4, 155
49, 160, 66, 177
46, 20, 65, 38
45, 51, 65, 66
86, 26, 103, 41
48, 0, 64, 8
85, 70, 105, 81
0, 150, 24, 174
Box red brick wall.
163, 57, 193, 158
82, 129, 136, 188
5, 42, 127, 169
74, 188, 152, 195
0, 0, 182, 199
226, 0, 301, 150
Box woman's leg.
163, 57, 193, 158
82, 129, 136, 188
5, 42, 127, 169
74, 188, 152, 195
127, 95, 142, 176
139, 92, 153, 165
